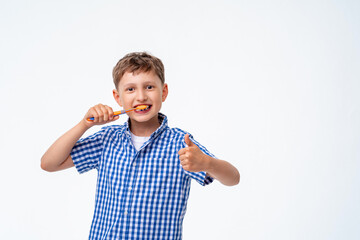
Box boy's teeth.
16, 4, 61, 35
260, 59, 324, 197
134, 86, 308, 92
136, 105, 150, 111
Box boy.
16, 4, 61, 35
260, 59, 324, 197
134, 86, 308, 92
41, 52, 240, 240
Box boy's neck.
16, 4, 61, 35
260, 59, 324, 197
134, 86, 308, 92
129, 114, 161, 137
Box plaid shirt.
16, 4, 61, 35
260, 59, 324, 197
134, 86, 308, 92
71, 113, 215, 240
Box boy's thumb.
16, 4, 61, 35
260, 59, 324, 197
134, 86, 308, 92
184, 134, 194, 147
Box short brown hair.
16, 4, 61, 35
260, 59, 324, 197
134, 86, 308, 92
112, 52, 165, 89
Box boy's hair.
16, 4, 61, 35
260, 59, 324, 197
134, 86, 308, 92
112, 52, 165, 89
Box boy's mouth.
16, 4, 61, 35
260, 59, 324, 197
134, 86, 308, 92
134, 104, 152, 113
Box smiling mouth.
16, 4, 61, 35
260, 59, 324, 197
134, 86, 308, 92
134, 105, 152, 112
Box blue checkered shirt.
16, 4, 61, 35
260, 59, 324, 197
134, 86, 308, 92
71, 113, 215, 239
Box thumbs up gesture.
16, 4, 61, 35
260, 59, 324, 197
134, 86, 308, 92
178, 134, 210, 172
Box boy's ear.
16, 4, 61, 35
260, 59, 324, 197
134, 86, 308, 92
113, 89, 123, 107
162, 83, 168, 102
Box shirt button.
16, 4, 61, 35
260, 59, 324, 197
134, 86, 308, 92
124, 210, 128, 215
129, 187, 132, 190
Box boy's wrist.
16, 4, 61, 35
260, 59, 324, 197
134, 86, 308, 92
203, 154, 215, 173
78, 120, 92, 132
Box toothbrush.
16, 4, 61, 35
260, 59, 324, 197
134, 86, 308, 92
87, 105, 148, 121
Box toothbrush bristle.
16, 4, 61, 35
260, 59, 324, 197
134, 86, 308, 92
136, 105, 148, 110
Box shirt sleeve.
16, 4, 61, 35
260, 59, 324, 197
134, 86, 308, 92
70, 128, 106, 174
181, 133, 216, 186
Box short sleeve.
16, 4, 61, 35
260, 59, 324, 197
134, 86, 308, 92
181, 133, 216, 186
71, 128, 106, 174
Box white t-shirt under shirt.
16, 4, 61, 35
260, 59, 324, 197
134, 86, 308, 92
130, 131, 150, 151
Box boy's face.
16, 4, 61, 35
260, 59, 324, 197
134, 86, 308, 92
113, 70, 168, 125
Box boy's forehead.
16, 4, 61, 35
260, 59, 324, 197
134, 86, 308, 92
119, 71, 162, 86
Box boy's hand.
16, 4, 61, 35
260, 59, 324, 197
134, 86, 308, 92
82, 104, 119, 128
178, 134, 210, 172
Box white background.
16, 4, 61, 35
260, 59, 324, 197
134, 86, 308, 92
1, 0, 359, 239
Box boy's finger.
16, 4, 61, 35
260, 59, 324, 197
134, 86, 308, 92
99, 105, 109, 121
111, 115, 120, 122
86, 110, 96, 122
184, 134, 194, 147
106, 106, 114, 120
178, 148, 187, 155
91, 108, 100, 122
179, 155, 186, 161
182, 164, 190, 171
93, 107, 103, 122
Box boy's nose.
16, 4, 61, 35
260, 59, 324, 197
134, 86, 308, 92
136, 89, 148, 101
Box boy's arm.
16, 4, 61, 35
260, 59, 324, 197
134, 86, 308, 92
41, 121, 89, 172
202, 156, 240, 186
41, 104, 119, 172
178, 134, 240, 186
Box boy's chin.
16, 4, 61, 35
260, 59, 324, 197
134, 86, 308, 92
130, 112, 159, 123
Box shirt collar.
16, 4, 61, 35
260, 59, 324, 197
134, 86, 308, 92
124, 112, 168, 140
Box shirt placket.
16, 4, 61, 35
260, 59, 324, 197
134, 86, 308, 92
120, 133, 143, 240
123, 155, 139, 217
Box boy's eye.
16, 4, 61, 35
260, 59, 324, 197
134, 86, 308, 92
127, 87, 134, 92
146, 85, 154, 90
